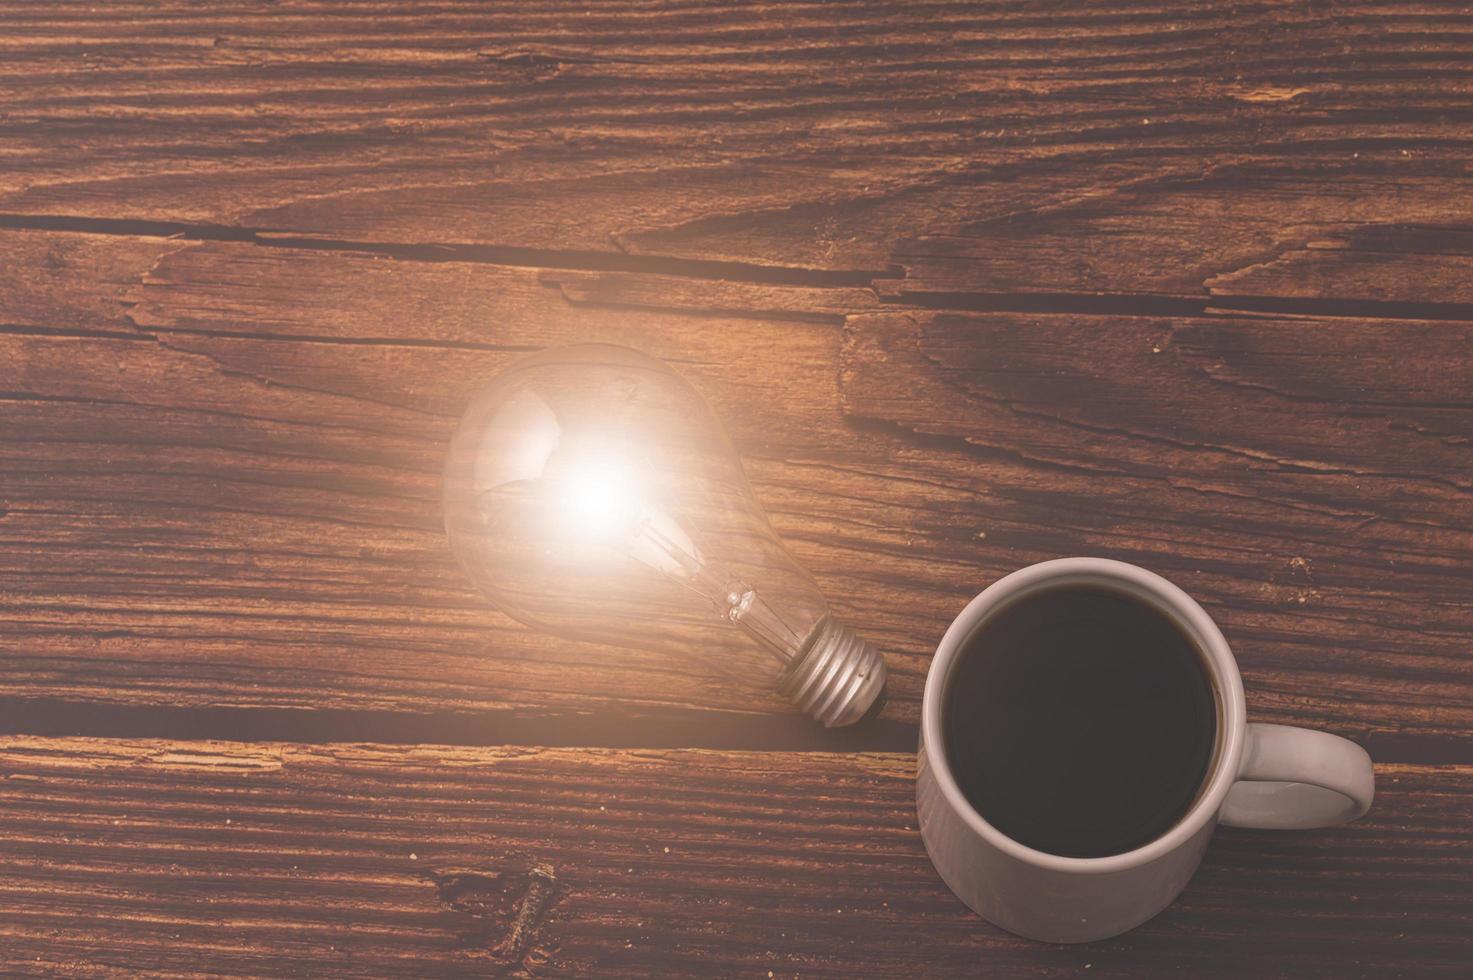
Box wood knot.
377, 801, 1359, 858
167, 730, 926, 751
478, 49, 566, 79
429, 861, 562, 970
1264, 555, 1322, 607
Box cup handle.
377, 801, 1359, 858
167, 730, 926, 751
1218, 723, 1375, 829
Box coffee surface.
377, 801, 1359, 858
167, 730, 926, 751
943, 584, 1216, 858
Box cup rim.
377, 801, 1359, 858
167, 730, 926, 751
921, 557, 1248, 875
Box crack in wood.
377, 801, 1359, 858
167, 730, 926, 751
0, 213, 893, 289
478, 46, 652, 69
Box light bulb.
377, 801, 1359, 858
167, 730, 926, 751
442, 344, 887, 726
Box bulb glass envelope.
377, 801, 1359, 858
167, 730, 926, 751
443, 344, 837, 695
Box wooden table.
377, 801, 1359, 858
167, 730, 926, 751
2, 2, 1470, 976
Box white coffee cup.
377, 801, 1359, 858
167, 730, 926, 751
916, 558, 1375, 943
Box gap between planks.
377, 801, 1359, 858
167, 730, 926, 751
0, 698, 1463, 766
0, 213, 895, 290
7, 211, 1473, 326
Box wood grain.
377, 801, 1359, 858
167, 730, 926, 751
877, 169, 1473, 308
4, 1, 1473, 272
0, 736, 1466, 977
1207, 224, 1473, 314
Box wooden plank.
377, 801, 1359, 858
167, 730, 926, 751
841, 310, 1473, 747
3, 231, 918, 725
3, 229, 1471, 752
4, 2, 1473, 270
0, 736, 1465, 977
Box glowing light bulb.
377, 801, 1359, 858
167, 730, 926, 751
443, 344, 887, 726
554, 453, 642, 540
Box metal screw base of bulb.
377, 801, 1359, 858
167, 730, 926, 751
779, 618, 887, 727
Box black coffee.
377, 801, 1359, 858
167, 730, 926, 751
943, 584, 1216, 858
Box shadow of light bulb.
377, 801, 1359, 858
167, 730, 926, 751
443, 344, 886, 726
